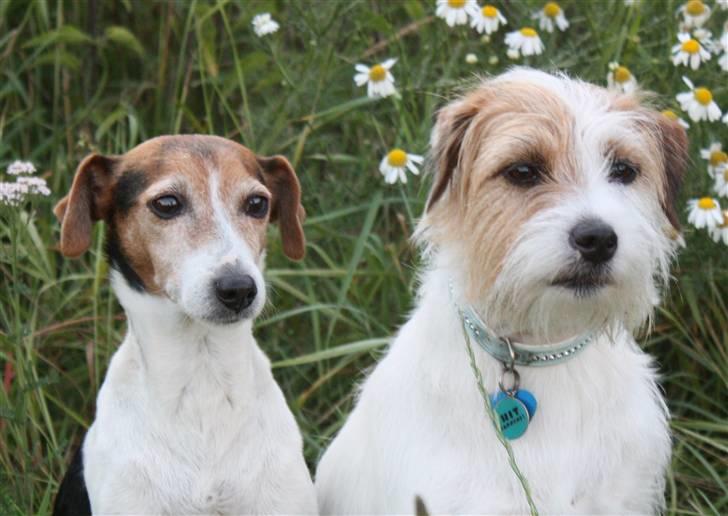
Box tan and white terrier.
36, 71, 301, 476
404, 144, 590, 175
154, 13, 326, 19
316, 68, 688, 514
53, 135, 317, 515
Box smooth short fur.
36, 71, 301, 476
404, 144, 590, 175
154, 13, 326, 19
53, 135, 316, 514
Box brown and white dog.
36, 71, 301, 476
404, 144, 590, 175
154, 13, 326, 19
53, 135, 317, 514
316, 69, 688, 513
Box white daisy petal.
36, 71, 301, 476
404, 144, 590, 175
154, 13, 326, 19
354, 58, 397, 98
379, 149, 423, 185
687, 197, 722, 228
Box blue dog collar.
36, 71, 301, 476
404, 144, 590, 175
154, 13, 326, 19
458, 305, 595, 367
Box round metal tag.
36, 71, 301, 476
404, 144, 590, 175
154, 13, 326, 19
492, 389, 538, 419
493, 396, 530, 440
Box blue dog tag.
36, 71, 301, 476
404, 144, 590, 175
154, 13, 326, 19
493, 396, 530, 440
491, 389, 538, 419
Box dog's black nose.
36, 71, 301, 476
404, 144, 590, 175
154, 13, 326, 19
569, 219, 618, 264
214, 274, 257, 312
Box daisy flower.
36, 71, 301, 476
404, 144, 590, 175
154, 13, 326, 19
678, 0, 711, 29
692, 28, 718, 52
468, 4, 507, 35
708, 211, 728, 245
718, 31, 728, 71
535, 2, 569, 33
354, 59, 397, 98
661, 109, 690, 129
700, 143, 728, 176
436, 0, 477, 27
607, 63, 637, 93
251, 13, 279, 37
676, 77, 721, 122
671, 33, 711, 69
465, 53, 478, 64
687, 197, 722, 228
504, 28, 544, 58
720, 53, 728, 71
379, 149, 424, 185
713, 168, 728, 197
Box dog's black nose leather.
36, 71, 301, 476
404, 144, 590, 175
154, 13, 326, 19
214, 274, 257, 312
569, 219, 618, 264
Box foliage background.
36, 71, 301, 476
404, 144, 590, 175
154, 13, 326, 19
0, 0, 726, 514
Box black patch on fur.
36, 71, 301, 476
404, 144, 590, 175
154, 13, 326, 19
105, 221, 146, 292
53, 445, 91, 516
114, 170, 148, 215
103, 170, 148, 292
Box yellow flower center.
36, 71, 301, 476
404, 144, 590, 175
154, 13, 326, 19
613, 66, 631, 83
710, 150, 728, 167
369, 64, 386, 82
387, 149, 408, 167
681, 39, 700, 54
482, 5, 498, 18
544, 2, 561, 17
448, 0, 466, 7
520, 27, 538, 37
686, 0, 705, 16
661, 110, 678, 120
694, 87, 712, 105
698, 197, 716, 210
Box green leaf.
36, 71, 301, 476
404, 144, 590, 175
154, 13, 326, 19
272, 337, 389, 368
104, 26, 145, 58
23, 25, 93, 49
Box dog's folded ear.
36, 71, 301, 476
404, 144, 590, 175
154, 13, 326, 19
55, 153, 117, 258
257, 155, 306, 261
426, 98, 479, 212
654, 114, 689, 230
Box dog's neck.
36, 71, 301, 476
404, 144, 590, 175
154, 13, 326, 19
422, 253, 599, 347
111, 271, 259, 410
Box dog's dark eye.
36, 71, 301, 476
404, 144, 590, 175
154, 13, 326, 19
244, 195, 269, 219
609, 160, 639, 184
149, 195, 183, 219
502, 163, 544, 187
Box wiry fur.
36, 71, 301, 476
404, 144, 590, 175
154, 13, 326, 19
316, 69, 688, 514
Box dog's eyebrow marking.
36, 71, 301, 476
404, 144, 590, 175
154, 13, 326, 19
114, 170, 149, 215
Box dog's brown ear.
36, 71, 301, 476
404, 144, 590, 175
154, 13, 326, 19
655, 113, 689, 230
426, 98, 479, 211
258, 155, 306, 261
55, 153, 116, 258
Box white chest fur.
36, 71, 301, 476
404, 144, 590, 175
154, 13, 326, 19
83, 275, 316, 514
315, 272, 671, 514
